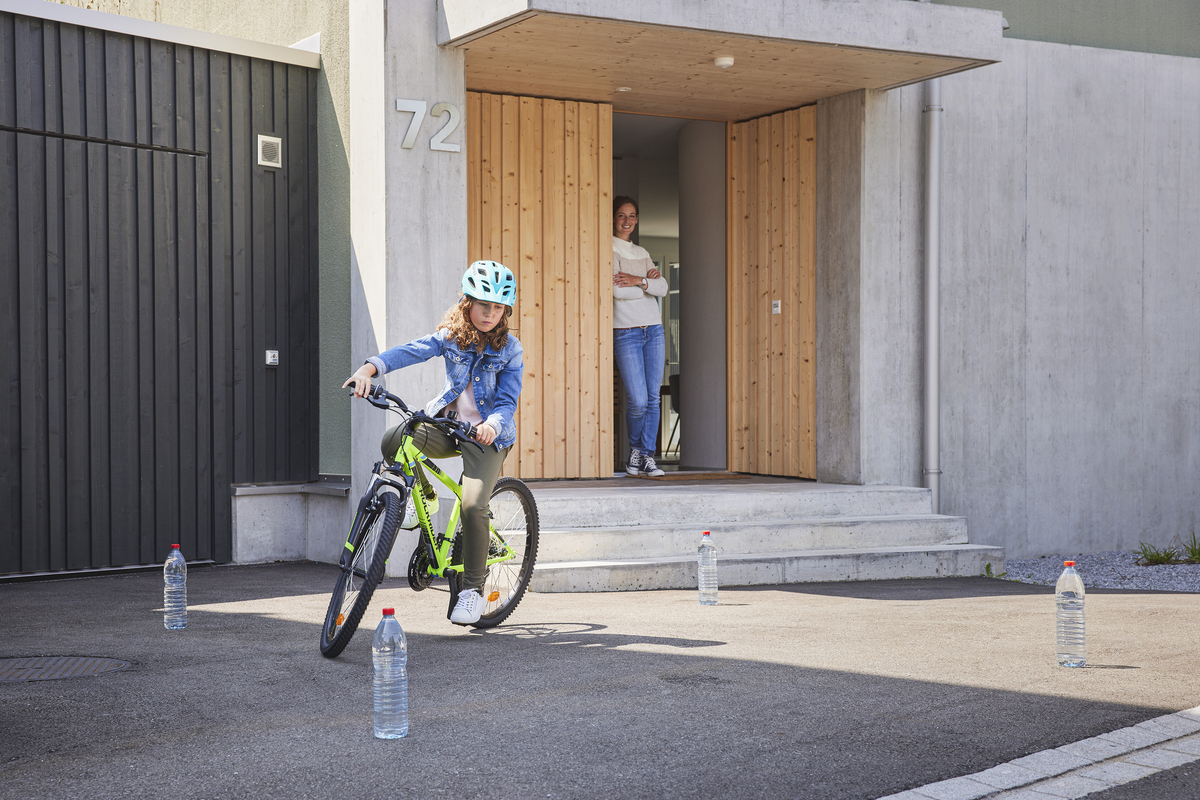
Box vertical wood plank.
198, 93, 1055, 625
14, 16, 45, 131
148, 40, 174, 149
44, 135, 67, 570
0, 14, 16, 129
250, 58, 270, 481
543, 99, 566, 478
17, 131, 50, 572
107, 143, 140, 567
781, 109, 797, 476
563, 102, 580, 477
596, 102, 613, 477
577, 101, 599, 476
208, 51, 234, 563
83, 27, 105, 141
0, 128, 20, 572
177, 151, 199, 555
174, 45, 194, 152
485, 93, 503, 259
769, 112, 785, 475
152, 149, 178, 562
518, 96, 543, 478
87, 141, 111, 567
229, 54, 250, 483
41, 20, 61, 135
268, 61, 287, 481
726, 122, 739, 471
754, 117, 771, 475
59, 24, 85, 138
466, 91, 481, 262
499, 94, 520, 476
799, 106, 818, 477
104, 32, 136, 145
63, 138, 91, 570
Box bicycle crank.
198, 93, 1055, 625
407, 547, 435, 591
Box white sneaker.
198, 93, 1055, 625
450, 588, 485, 625
400, 496, 419, 529
626, 448, 642, 476
641, 454, 665, 477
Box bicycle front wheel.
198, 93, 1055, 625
474, 477, 539, 629
320, 489, 403, 657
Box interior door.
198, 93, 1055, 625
465, 91, 614, 479
727, 106, 817, 478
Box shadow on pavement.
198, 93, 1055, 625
0, 562, 1190, 800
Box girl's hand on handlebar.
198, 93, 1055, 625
342, 364, 377, 399
475, 423, 497, 446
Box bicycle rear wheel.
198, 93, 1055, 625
320, 489, 403, 657
473, 477, 539, 629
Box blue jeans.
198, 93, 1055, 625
614, 325, 665, 454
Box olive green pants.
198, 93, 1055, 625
410, 423, 511, 592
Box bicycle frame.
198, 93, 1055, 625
341, 419, 517, 581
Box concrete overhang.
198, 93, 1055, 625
439, 0, 1004, 121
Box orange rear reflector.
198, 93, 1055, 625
487, 591, 500, 602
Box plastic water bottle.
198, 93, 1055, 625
698, 531, 718, 606
163, 544, 187, 630
373, 608, 408, 739
1056, 560, 1086, 667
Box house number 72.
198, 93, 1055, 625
395, 99, 461, 152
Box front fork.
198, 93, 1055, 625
338, 464, 410, 571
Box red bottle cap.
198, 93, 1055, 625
1064, 560, 1075, 567
171, 544, 180, 549
382, 608, 394, 616
702, 531, 711, 536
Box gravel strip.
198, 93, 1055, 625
1004, 551, 1200, 593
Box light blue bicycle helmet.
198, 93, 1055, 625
462, 260, 516, 306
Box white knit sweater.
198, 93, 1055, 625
612, 236, 668, 329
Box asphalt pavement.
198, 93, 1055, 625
3, 562, 1200, 799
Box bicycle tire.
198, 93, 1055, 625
473, 477, 539, 629
319, 489, 403, 657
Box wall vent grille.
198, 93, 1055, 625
258, 135, 282, 169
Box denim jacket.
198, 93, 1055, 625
366, 330, 524, 449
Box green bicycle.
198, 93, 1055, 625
319, 384, 539, 658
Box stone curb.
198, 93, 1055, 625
880, 707, 1200, 800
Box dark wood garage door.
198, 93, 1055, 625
0, 12, 318, 575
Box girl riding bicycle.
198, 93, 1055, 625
343, 261, 522, 626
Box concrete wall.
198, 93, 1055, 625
934, 0, 1200, 60
230, 486, 350, 565
816, 89, 924, 488
924, 38, 1200, 557
677, 120, 728, 471
52, 0, 355, 476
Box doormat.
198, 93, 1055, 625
0, 656, 132, 682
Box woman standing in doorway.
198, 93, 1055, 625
612, 196, 669, 477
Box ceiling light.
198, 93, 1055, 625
617, 87, 632, 92
714, 56, 734, 70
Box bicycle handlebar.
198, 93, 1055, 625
363, 384, 484, 450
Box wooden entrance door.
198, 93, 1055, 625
727, 106, 817, 478
465, 92, 614, 479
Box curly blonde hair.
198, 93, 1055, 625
437, 296, 514, 353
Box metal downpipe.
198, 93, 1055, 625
922, 73, 943, 513
919, 0, 942, 513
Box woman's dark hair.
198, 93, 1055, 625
613, 195, 639, 216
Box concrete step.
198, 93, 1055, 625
530, 544, 1007, 593
528, 481, 934, 528
537, 515, 968, 562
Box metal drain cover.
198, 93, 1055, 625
0, 657, 132, 682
